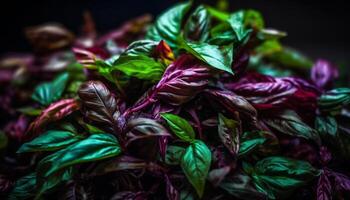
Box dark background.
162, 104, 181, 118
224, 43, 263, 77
0, 0, 349, 64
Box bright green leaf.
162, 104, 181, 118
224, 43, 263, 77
180, 40, 234, 74
17, 130, 84, 153
161, 113, 195, 142
37, 133, 121, 179
146, 2, 191, 48
181, 140, 211, 198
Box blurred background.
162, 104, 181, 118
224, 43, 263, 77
0, 0, 349, 64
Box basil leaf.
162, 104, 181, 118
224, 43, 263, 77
180, 40, 234, 74
146, 2, 191, 48
218, 114, 240, 156
37, 133, 121, 178
8, 173, 36, 200
32, 72, 69, 106
263, 110, 321, 144
246, 156, 320, 199
239, 131, 279, 157
219, 171, 267, 200
315, 116, 338, 140
78, 81, 123, 134
181, 140, 211, 198
17, 130, 84, 153
125, 118, 170, 146
318, 88, 350, 115
36, 168, 73, 199
161, 113, 195, 142
184, 5, 211, 42
267, 47, 313, 69
123, 40, 158, 56
227, 11, 252, 42
97, 40, 165, 81
165, 145, 186, 165
206, 6, 230, 21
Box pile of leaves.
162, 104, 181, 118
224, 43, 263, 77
1, 1, 350, 200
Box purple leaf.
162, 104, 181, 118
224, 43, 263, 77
311, 59, 339, 90
317, 170, 332, 200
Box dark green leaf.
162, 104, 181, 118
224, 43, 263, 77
318, 88, 350, 115
180, 40, 234, 74
181, 140, 211, 198
161, 113, 195, 142
37, 133, 121, 178
239, 131, 279, 157
36, 168, 73, 199
315, 116, 338, 140
146, 2, 191, 48
165, 145, 186, 165
8, 173, 36, 200
218, 114, 240, 156
17, 130, 84, 153
32, 72, 69, 106
184, 5, 211, 42
219, 171, 267, 200
263, 110, 321, 144
246, 156, 320, 199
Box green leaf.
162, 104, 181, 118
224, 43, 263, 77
206, 6, 230, 21
218, 114, 240, 156
36, 168, 73, 199
17, 107, 43, 116
110, 55, 165, 80
255, 40, 282, 56
315, 116, 338, 140
245, 156, 320, 199
239, 131, 279, 157
263, 110, 321, 144
17, 130, 84, 153
318, 88, 350, 115
219, 171, 267, 200
146, 2, 191, 48
32, 72, 69, 106
165, 145, 186, 165
123, 40, 158, 56
37, 133, 121, 179
8, 173, 36, 200
180, 40, 234, 74
161, 113, 195, 142
267, 47, 313, 69
184, 5, 211, 42
181, 140, 211, 198
227, 11, 252, 42
96, 40, 165, 81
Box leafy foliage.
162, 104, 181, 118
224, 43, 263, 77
1, 1, 350, 200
